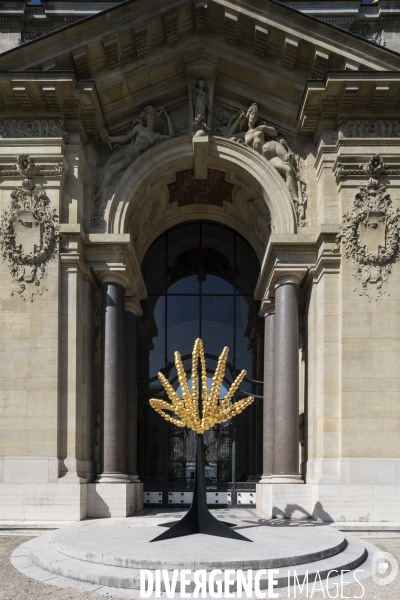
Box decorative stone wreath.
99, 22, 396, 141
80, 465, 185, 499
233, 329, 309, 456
337, 176, 400, 299
0, 178, 59, 301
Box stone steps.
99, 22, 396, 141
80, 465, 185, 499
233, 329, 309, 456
52, 529, 347, 570
28, 533, 369, 591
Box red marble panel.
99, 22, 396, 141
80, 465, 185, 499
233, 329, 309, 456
168, 169, 233, 207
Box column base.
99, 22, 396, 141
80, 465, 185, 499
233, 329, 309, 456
95, 473, 129, 483
88, 482, 143, 518
269, 474, 303, 484
128, 474, 141, 483
258, 475, 271, 482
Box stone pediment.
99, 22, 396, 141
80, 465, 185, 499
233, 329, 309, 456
0, 0, 398, 136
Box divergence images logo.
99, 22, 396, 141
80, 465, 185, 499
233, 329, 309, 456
372, 552, 398, 587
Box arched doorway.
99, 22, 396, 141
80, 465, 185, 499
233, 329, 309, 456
137, 221, 264, 507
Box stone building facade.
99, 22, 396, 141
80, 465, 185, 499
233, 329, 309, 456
1, 0, 400, 522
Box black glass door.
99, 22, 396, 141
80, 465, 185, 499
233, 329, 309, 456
137, 222, 263, 507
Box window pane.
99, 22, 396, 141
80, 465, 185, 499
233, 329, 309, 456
235, 295, 253, 391
201, 295, 234, 359
202, 275, 234, 295
137, 222, 262, 496
167, 295, 200, 362
168, 275, 198, 294
201, 223, 235, 293
167, 223, 200, 293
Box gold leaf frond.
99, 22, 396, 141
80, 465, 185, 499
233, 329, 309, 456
149, 338, 254, 434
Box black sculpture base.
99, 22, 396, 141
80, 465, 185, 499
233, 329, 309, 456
150, 434, 251, 542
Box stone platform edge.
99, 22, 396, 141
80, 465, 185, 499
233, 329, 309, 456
2, 520, 400, 536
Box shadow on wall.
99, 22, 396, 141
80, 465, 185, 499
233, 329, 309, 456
88, 491, 112, 518
271, 501, 334, 523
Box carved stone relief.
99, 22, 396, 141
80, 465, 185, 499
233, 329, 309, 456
338, 120, 400, 139
0, 155, 59, 301
213, 106, 235, 137
170, 104, 190, 137
0, 153, 65, 179
91, 94, 308, 229
128, 187, 169, 256
350, 22, 386, 47
92, 105, 175, 227
286, 137, 308, 228
337, 155, 400, 300
213, 102, 308, 227
247, 197, 271, 246
335, 154, 400, 183
0, 119, 66, 139
128, 171, 272, 260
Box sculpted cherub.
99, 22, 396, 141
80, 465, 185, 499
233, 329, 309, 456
226, 103, 299, 201
94, 106, 174, 203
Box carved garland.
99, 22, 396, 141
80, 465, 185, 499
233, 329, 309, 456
0, 118, 66, 139
337, 155, 400, 300
338, 120, 400, 139
0, 155, 59, 301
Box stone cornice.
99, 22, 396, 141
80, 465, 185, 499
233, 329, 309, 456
59, 224, 99, 287
0, 74, 104, 138
84, 233, 147, 300
60, 223, 85, 256
255, 226, 340, 300
315, 139, 400, 184
299, 73, 400, 141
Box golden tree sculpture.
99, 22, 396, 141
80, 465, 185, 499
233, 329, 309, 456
149, 338, 254, 434
149, 338, 254, 543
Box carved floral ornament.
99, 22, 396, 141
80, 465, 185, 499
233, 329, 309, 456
335, 154, 400, 183
0, 119, 66, 139
336, 155, 400, 300
0, 153, 65, 180
338, 120, 400, 140
0, 155, 60, 301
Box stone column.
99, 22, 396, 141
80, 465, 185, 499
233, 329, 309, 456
125, 298, 141, 482
260, 303, 275, 481
255, 323, 264, 479
271, 276, 302, 483
96, 275, 128, 483
248, 340, 257, 479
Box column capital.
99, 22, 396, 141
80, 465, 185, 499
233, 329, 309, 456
259, 298, 275, 317
125, 297, 143, 316
99, 272, 128, 289
274, 274, 300, 290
